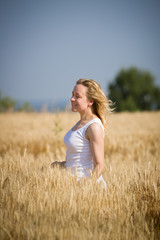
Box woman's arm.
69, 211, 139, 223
50, 161, 66, 169
85, 123, 104, 178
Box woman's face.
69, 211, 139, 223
70, 84, 91, 112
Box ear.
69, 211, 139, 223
89, 100, 94, 106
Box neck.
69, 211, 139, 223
79, 108, 96, 121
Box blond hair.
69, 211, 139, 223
76, 79, 112, 131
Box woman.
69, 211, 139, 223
51, 79, 111, 190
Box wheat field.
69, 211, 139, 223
0, 111, 160, 240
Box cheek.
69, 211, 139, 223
80, 100, 88, 108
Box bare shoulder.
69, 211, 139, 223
85, 122, 103, 140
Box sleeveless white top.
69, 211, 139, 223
64, 118, 107, 189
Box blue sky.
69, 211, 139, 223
0, 0, 160, 102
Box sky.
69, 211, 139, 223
0, 0, 160, 103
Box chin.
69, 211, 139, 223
72, 108, 78, 112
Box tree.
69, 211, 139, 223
108, 67, 160, 112
0, 91, 16, 112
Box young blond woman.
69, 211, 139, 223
51, 79, 111, 190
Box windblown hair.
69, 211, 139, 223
76, 79, 112, 131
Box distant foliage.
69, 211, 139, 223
0, 91, 16, 112
0, 91, 34, 112
108, 67, 160, 112
18, 101, 34, 112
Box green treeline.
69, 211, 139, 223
0, 91, 16, 112
0, 91, 33, 112
108, 67, 160, 112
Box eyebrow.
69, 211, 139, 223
72, 91, 81, 95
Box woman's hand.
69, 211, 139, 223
50, 161, 66, 169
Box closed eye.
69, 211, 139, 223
72, 92, 81, 98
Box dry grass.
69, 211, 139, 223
0, 111, 160, 240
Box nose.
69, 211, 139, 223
71, 96, 75, 102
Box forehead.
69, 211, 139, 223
73, 84, 87, 95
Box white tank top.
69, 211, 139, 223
64, 118, 104, 180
